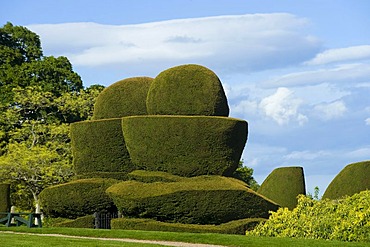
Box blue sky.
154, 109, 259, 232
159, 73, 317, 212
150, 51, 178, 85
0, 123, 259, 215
2, 0, 370, 195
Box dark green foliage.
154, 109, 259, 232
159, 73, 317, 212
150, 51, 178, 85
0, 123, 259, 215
121, 116, 247, 177
93, 77, 153, 120
146, 64, 229, 116
107, 176, 279, 225
54, 215, 95, 228
40, 178, 119, 218
257, 167, 306, 210
0, 183, 10, 212
127, 170, 185, 183
71, 118, 135, 175
322, 160, 370, 200
111, 217, 266, 235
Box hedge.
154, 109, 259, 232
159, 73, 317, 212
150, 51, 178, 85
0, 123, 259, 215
112, 217, 266, 235
127, 170, 185, 183
93, 77, 153, 119
40, 178, 119, 218
107, 176, 279, 225
146, 64, 229, 116
323, 160, 370, 200
54, 215, 95, 228
74, 172, 129, 181
0, 183, 10, 212
121, 115, 247, 177
257, 166, 306, 209
71, 118, 135, 175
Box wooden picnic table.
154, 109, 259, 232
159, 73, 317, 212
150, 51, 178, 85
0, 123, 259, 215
0, 212, 42, 228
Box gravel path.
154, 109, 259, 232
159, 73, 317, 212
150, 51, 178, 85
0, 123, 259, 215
2, 231, 227, 247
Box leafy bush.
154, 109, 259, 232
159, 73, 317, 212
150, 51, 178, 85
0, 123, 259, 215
71, 118, 135, 175
93, 77, 153, 119
112, 217, 266, 235
121, 115, 247, 177
257, 166, 306, 209
246, 190, 370, 242
323, 161, 370, 199
146, 64, 229, 116
107, 176, 279, 225
40, 178, 119, 218
0, 183, 10, 212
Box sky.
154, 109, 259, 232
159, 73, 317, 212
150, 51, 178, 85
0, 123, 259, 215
1, 0, 370, 196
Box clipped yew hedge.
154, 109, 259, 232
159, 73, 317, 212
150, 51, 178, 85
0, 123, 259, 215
257, 167, 306, 209
93, 76, 153, 119
323, 160, 370, 200
127, 170, 185, 183
40, 178, 119, 218
71, 118, 135, 175
112, 217, 266, 235
147, 64, 229, 116
0, 183, 10, 212
121, 116, 247, 177
54, 215, 95, 228
107, 176, 279, 225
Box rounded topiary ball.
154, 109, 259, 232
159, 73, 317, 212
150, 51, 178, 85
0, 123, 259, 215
322, 161, 370, 200
93, 77, 153, 120
146, 64, 229, 116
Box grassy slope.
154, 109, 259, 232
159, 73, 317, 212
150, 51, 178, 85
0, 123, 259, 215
1, 227, 369, 247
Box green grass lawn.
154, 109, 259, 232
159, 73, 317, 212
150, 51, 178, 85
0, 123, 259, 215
1, 226, 369, 247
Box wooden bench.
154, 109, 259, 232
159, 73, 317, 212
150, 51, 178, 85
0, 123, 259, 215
0, 212, 42, 228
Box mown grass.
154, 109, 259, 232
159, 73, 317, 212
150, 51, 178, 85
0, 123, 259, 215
1, 226, 369, 247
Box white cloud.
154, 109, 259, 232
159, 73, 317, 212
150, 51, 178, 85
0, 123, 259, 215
345, 146, 370, 159
28, 13, 320, 74
263, 63, 370, 87
259, 87, 307, 125
306, 45, 370, 65
366, 118, 370, 125
231, 100, 259, 117
284, 150, 330, 160
313, 100, 347, 120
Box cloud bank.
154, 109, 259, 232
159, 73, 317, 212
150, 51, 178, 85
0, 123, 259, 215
29, 13, 320, 74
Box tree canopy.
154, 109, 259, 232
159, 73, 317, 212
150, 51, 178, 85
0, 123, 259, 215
0, 22, 103, 210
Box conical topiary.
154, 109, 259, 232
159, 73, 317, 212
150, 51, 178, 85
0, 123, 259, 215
322, 160, 370, 200
257, 166, 306, 209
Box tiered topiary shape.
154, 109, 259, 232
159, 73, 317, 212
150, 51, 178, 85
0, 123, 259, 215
322, 161, 370, 200
257, 167, 306, 210
40, 64, 279, 229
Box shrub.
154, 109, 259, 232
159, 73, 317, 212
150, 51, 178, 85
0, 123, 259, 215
71, 118, 135, 175
0, 183, 10, 212
257, 166, 306, 209
54, 215, 95, 228
93, 77, 153, 119
112, 217, 266, 235
121, 115, 247, 177
106, 176, 279, 225
246, 190, 370, 242
323, 160, 370, 200
40, 178, 119, 218
146, 64, 229, 116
